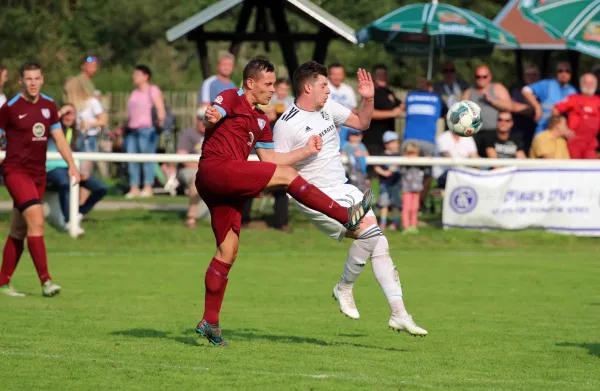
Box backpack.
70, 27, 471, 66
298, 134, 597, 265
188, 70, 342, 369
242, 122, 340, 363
149, 85, 176, 133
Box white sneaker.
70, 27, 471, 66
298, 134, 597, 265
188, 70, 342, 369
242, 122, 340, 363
124, 192, 138, 199
65, 222, 85, 237
164, 175, 179, 196
140, 189, 153, 198
42, 280, 61, 297
0, 285, 26, 297
389, 313, 428, 336
332, 283, 360, 320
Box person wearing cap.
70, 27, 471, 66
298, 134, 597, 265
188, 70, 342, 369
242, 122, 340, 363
64, 56, 100, 103
176, 107, 206, 228
374, 131, 402, 230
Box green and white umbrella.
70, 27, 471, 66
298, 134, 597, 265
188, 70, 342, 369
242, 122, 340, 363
357, 0, 519, 79
519, 0, 600, 59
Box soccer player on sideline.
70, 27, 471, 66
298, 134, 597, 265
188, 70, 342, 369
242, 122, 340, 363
194, 58, 374, 346
0, 62, 81, 297
273, 61, 428, 336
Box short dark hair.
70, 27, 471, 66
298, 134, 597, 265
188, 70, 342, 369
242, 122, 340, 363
20, 62, 41, 77
372, 64, 387, 74
328, 62, 343, 70
497, 110, 512, 119
135, 64, 152, 80
243, 58, 275, 86
275, 78, 289, 87
293, 61, 327, 97
547, 114, 564, 129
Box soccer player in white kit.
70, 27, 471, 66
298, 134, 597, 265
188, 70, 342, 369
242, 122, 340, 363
274, 61, 427, 336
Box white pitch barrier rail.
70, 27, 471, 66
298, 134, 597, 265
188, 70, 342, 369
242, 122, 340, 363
0, 152, 597, 238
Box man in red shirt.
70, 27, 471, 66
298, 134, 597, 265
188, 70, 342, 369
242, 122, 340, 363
194, 58, 374, 346
553, 73, 600, 159
0, 62, 80, 297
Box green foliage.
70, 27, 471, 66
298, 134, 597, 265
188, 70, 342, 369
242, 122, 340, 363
0, 0, 596, 98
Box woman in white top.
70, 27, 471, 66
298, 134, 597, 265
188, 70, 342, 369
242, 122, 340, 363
0, 66, 7, 107
64, 79, 107, 175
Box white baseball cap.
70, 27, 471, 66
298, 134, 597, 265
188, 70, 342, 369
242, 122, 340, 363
382, 131, 399, 144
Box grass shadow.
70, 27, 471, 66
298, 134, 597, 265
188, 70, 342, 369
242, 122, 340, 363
112, 327, 406, 351
110, 328, 198, 346
200, 328, 408, 352
556, 342, 600, 357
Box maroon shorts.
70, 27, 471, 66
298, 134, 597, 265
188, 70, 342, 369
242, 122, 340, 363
195, 158, 277, 246
3, 171, 47, 212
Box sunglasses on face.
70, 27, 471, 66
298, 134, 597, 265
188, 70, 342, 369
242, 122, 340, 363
475, 74, 490, 80
557, 68, 571, 74
85, 56, 98, 63
442, 68, 456, 73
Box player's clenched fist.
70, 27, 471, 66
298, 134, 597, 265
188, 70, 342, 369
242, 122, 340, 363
205, 105, 223, 124
305, 135, 323, 154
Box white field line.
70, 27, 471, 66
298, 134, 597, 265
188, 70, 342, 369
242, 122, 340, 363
0, 350, 432, 388
1, 350, 596, 388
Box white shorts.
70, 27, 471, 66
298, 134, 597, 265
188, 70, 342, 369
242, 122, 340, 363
295, 183, 376, 242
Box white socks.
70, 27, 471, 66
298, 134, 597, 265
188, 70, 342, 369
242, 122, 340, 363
340, 226, 379, 284
339, 224, 407, 317
370, 235, 407, 317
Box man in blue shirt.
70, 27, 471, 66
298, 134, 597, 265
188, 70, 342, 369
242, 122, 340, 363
521, 62, 577, 135
402, 79, 446, 157
198, 51, 237, 107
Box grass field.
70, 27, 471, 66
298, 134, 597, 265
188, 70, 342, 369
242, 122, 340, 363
0, 207, 599, 390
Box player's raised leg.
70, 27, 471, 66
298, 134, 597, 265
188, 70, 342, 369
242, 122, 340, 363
336, 198, 427, 336
267, 165, 373, 231
0, 209, 27, 297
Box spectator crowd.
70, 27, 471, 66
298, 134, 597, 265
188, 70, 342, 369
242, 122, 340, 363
1, 51, 600, 234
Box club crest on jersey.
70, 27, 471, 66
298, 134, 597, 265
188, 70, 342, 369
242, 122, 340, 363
257, 118, 266, 130
41, 108, 51, 119
248, 132, 255, 146
320, 110, 330, 121
214, 95, 223, 104
32, 123, 46, 140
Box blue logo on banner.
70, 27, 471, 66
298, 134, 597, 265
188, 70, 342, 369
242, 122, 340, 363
450, 186, 478, 214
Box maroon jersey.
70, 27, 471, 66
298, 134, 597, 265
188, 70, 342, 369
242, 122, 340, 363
0, 93, 61, 177
201, 88, 274, 161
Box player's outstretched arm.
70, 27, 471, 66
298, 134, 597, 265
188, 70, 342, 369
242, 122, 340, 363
342, 69, 374, 131
51, 128, 81, 184
257, 135, 322, 165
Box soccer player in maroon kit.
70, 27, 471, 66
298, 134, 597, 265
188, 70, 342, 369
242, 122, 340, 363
194, 59, 373, 346
0, 62, 80, 297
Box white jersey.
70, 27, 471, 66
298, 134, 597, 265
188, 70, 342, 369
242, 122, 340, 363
274, 99, 351, 189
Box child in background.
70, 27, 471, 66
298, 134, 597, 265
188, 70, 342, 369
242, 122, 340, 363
341, 128, 369, 190
374, 131, 402, 230
400, 142, 424, 234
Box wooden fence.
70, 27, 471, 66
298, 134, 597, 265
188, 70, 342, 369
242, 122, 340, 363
99, 85, 429, 138
99, 91, 200, 131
